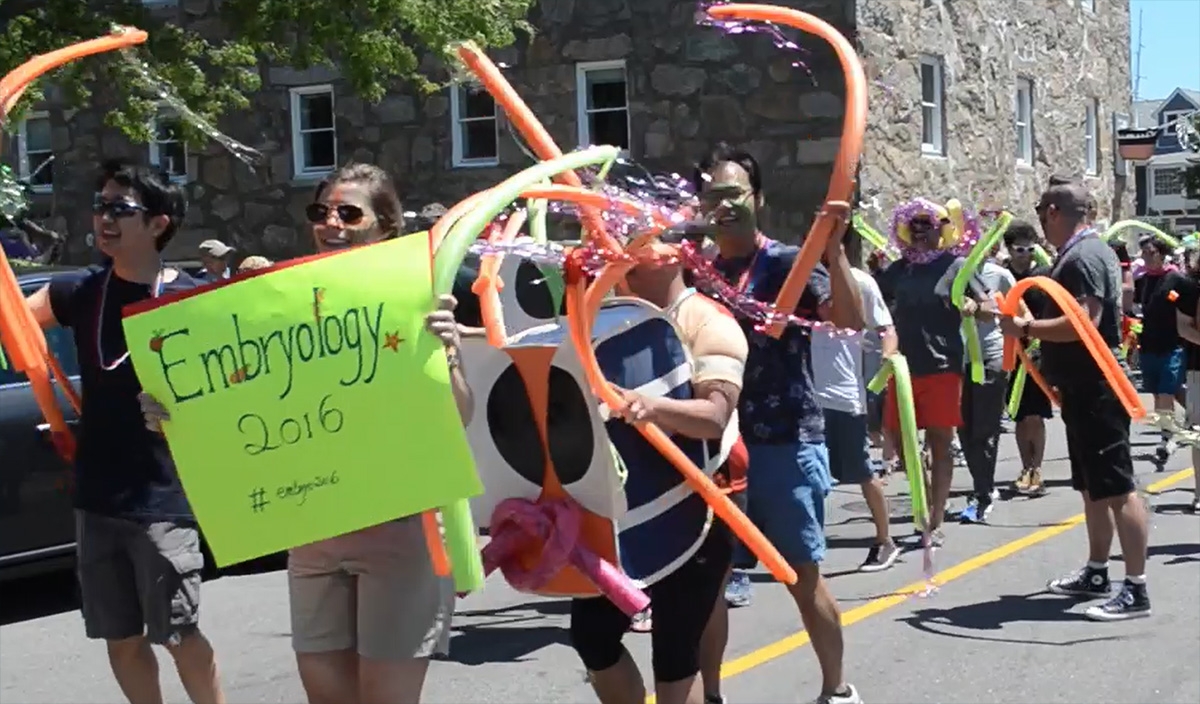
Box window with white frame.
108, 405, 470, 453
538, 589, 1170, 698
1079, 0, 1095, 12
289, 85, 337, 177
576, 61, 630, 150
1084, 99, 1099, 175
1015, 78, 1034, 164
918, 55, 945, 155
1161, 109, 1190, 138
17, 112, 53, 191
450, 84, 499, 167
149, 109, 188, 181
1152, 167, 1184, 197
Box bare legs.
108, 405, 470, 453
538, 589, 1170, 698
787, 563, 845, 698
1015, 416, 1046, 474
108, 636, 163, 704
923, 427, 955, 532
107, 631, 225, 704
297, 651, 431, 704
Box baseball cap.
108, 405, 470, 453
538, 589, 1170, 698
198, 239, 234, 258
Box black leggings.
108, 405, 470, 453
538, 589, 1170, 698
569, 521, 732, 683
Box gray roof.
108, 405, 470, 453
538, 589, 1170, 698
1134, 88, 1200, 126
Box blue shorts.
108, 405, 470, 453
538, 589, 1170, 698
1140, 348, 1185, 395
733, 441, 831, 567
823, 409, 873, 484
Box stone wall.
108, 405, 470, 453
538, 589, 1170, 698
856, 0, 1134, 233
5, 0, 1131, 264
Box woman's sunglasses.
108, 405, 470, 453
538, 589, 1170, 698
1010, 245, 1033, 254
92, 195, 147, 219
305, 202, 365, 225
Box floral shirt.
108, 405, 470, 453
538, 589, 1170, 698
712, 237, 831, 445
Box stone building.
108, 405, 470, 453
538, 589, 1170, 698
5, 0, 1132, 264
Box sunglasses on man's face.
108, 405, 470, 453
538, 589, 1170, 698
305, 202, 365, 225
92, 195, 147, 220
1010, 245, 1033, 254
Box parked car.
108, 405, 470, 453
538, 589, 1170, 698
0, 266, 284, 582
0, 266, 83, 581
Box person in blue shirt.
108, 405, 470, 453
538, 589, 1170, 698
692, 143, 865, 704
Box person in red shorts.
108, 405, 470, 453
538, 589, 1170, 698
875, 203, 993, 546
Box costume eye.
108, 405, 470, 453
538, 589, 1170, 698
545, 334, 627, 519
460, 339, 543, 523
502, 257, 565, 334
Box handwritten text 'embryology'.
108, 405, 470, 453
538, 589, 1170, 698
148, 287, 402, 403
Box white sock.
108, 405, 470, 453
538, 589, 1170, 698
1126, 574, 1146, 585
1087, 560, 1108, 571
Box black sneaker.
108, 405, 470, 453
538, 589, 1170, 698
1047, 566, 1111, 597
859, 540, 901, 573
1085, 580, 1151, 621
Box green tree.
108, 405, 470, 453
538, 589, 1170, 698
0, 0, 534, 143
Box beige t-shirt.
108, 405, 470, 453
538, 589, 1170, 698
664, 288, 749, 488
666, 288, 749, 388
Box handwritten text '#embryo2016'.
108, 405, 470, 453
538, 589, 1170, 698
149, 287, 404, 403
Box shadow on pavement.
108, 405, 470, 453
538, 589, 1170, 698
447, 598, 573, 665
448, 622, 571, 665
898, 592, 1127, 646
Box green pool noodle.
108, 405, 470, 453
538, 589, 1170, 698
526, 180, 566, 320
952, 212, 1013, 384
1103, 220, 1179, 249
851, 213, 893, 258
1032, 245, 1053, 268
430, 146, 621, 592
1006, 339, 1040, 418
867, 354, 929, 530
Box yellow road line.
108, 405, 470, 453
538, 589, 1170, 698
645, 467, 1194, 702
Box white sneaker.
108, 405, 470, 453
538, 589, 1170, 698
814, 684, 863, 704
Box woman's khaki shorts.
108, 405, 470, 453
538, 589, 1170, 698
288, 516, 455, 660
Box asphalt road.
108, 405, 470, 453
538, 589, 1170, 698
2, 406, 1198, 704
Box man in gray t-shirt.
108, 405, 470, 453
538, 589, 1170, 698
812, 266, 899, 572
956, 256, 1015, 524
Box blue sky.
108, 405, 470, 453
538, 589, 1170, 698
1130, 0, 1200, 100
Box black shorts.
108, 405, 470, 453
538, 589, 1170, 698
1007, 363, 1054, 421
1059, 384, 1135, 501
866, 390, 885, 434
569, 520, 732, 683
75, 511, 204, 645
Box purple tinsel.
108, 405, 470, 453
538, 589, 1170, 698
695, 1, 814, 78
889, 197, 986, 263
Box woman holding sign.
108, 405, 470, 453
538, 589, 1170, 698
24, 160, 227, 704
142, 163, 472, 704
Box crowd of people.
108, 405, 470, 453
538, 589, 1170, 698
15, 148, 1198, 704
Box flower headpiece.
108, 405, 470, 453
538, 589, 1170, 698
889, 197, 984, 261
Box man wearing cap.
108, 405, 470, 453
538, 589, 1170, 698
1000, 182, 1151, 621
197, 239, 234, 280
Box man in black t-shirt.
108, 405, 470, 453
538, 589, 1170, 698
24, 161, 225, 701
1133, 234, 1189, 463
1003, 220, 1053, 496
1000, 183, 1151, 621
1171, 247, 1200, 512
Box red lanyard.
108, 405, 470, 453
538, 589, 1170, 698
734, 234, 768, 293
